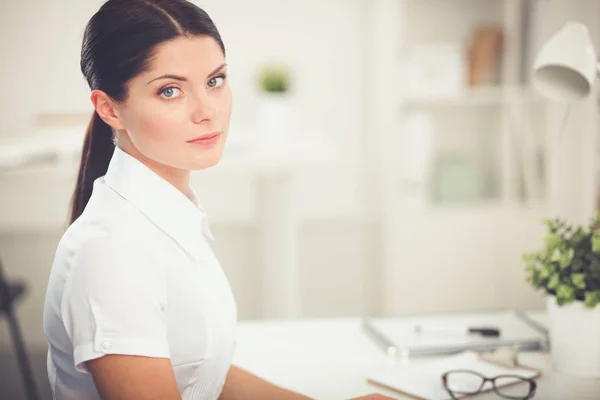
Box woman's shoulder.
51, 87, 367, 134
52, 226, 168, 299
56, 211, 168, 278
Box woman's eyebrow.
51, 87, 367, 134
207, 63, 227, 77
145, 63, 227, 86
146, 74, 187, 85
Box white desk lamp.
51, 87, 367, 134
531, 21, 598, 215
532, 21, 599, 102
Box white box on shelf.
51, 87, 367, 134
402, 43, 467, 101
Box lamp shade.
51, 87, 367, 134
532, 22, 598, 102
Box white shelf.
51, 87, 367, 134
402, 86, 544, 108
218, 136, 340, 173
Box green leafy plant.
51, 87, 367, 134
523, 214, 600, 308
258, 65, 291, 94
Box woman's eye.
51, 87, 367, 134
208, 76, 225, 88
159, 87, 181, 99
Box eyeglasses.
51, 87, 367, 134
442, 369, 537, 399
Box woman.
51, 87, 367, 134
42, 1, 392, 399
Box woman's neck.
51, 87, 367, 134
147, 159, 190, 196
116, 140, 190, 197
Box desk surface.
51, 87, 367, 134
233, 318, 600, 400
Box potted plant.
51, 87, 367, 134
522, 215, 600, 377
256, 65, 293, 145
259, 65, 291, 94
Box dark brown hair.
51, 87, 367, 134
70, 0, 225, 224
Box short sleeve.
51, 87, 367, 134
61, 235, 170, 373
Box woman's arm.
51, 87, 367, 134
218, 365, 311, 400
87, 355, 181, 400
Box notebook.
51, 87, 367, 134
364, 310, 548, 357
367, 351, 542, 400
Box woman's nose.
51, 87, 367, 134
190, 92, 217, 124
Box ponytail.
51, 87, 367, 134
69, 112, 115, 224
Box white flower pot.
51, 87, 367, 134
257, 93, 292, 146
547, 296, 600, 377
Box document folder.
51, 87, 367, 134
363, 310, 548, 357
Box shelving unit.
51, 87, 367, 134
362, 0, 593, 316
403, 85, 543, 108
398, 87, 550, 208
392, 0, 551, 209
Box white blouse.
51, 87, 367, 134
43, 146, 238, 400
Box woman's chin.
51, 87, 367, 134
188, 150, 224, 170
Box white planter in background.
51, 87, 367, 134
547, 296, 600, 377
257, 93, 293, 146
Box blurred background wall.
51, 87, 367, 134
0, 0, 599, 377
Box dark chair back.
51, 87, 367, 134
0, 255, 40, 400
0, 256, 26, 314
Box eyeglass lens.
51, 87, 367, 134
493, 376, 533, 399
445, 371, 486, 395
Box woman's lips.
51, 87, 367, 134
187, 132, 221, 147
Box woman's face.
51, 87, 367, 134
114, 35, 232, 171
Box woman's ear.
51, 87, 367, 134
91, 90, 125, 130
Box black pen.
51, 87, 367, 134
414, 325, 501, 338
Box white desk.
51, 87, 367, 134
233, 318, 600, 400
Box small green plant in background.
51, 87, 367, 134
523, 214, 600, 309
258, 65, 291, 94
